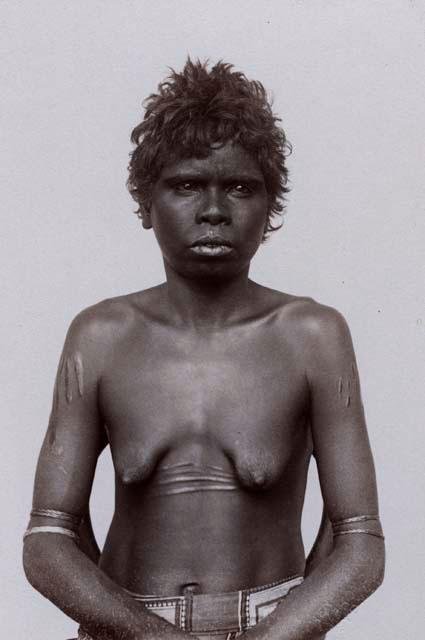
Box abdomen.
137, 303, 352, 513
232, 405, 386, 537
100, 457, 309, 595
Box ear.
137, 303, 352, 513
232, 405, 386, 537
142, 214, 152, 229
141, 205, 152, 229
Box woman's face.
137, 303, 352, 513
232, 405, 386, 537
148, 143, 269, 281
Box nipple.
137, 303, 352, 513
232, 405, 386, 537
181, 582, 201, 596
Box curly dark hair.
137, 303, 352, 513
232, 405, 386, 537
127, 58, 291, 240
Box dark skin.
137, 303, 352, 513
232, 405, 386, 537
23, 143, 384, 640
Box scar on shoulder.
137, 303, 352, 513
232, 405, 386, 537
337, 361, 358, 409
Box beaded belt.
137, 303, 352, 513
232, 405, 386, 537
78, 574, 303, 638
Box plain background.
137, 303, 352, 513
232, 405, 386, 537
2, 1, 424, 637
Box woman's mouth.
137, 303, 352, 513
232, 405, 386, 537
190, 236, 233, 257
190, 244, 233, 257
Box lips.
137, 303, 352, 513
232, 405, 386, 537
191, 235, 232, 248
190, 235, 233, 257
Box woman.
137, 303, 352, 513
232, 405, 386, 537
23, 59, 384, 640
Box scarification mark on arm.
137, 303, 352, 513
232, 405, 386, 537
346, 377, 351, 406
48, 353, 63, 447
74, 352, 84, 397
65, 358, 73, 404
48, 422, 56, 447
47, 351, 86, 449
52, 354, 65, 415
63, 352, 85, 405
336, 362, 358, 410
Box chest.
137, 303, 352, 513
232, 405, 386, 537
99, 328, 309, 488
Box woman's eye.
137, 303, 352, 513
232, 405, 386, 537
231, 184, 252, 196
175, 182, 198, 193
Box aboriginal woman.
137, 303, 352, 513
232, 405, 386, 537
23, 59, 384, 640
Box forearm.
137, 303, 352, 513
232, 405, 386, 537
78, 508, 102, 564
23, 535, 190, 640
245, 536, 385, 640
305, 509, 333, 577
303, 509, 333, 640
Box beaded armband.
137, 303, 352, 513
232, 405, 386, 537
30, 508, 81, 527
23, 526, 80, 542
331, 514, 385, 540
24, 508, 82, 543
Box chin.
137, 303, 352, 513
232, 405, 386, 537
178, 260, 248, 283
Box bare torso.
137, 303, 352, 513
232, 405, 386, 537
24, 133, 384, 640
96, 283, 314, 595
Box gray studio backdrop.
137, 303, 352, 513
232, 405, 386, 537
2, 1, 424, 638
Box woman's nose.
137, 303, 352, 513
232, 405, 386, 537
196, 190, 230, 225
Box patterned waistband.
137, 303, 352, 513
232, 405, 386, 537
78, 574, 303, 638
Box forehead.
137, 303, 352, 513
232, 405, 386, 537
159, 143, 264, 180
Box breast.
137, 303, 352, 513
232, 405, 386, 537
112, 439, 297, 496
105, 373, 309, 493
112, 440, 168, 486
232, 449, 290, 490
102, 334, 310, 493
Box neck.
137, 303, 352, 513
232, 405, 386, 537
161, 262, 256, 329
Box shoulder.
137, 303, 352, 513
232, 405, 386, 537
274, 294, 354, 366
65, 284, 166, 348
64, 293, 143, 357
285, 297, 349, 339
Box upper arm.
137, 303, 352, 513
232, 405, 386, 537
30, 308, 109, 523
304, 306, 380, 523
